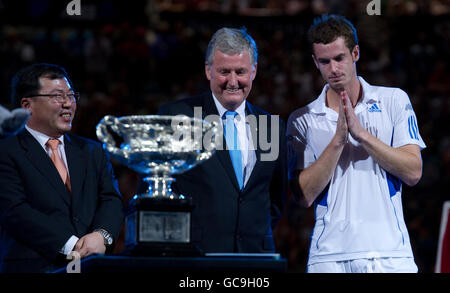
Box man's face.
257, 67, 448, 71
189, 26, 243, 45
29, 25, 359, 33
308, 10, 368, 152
22, 77, 76, 137
205, 50, 257, 110
312, 36, 359, 92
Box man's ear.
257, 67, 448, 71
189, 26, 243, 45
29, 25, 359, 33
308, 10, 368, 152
352, 45, 360, 62
251, 63, 257, 81
205, 62, 211, 81
21, 98, 31, 111
312, 54, 319, 69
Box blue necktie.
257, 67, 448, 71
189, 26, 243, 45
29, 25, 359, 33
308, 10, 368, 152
223, 111, 243, 190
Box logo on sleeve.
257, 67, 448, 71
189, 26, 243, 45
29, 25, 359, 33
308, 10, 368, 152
368, 103, 382, 112
408, 115, 419, 140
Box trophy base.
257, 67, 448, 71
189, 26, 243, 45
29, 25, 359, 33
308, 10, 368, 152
124, 195, 202, 257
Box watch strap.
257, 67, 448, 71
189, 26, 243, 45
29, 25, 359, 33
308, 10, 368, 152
94, 228, 113, 246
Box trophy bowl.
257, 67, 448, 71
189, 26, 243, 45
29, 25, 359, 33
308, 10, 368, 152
96, 114, 219, 255
96, 114, 219, 197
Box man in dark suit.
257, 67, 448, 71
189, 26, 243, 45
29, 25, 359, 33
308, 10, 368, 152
0, 63, 124, 273
157, 27, 287, 253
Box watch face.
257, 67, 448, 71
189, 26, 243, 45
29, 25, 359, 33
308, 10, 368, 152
106, 236, 113, 245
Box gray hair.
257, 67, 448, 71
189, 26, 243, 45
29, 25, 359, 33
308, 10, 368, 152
205, 27, 258, 66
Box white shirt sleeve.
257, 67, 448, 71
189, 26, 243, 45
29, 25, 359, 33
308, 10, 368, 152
287, 112, 316, 181
60, 235, 79, 255
390, 89, 426, 150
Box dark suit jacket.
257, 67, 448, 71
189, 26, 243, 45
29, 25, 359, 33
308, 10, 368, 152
0, 129, 124, 272
156, 92, 287, 253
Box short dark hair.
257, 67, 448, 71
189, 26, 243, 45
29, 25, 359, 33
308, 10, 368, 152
11, 63, 74, 107
307, 14, 358, 55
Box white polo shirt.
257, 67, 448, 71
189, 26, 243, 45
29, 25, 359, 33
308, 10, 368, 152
287, 77, 426, 265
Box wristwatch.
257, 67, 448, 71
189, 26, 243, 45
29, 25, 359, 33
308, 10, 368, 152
94, 228, 113, 246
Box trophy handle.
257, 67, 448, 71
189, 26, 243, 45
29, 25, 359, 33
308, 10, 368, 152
96, 115, 127, 159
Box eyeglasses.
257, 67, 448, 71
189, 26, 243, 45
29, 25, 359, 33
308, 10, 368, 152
26, 92, 80, 104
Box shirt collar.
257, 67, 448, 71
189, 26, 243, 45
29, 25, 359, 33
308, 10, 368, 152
25, 125, 65, 149
310, 76, 378, 115
358, 76, 380, 104
211, 93, 246, 120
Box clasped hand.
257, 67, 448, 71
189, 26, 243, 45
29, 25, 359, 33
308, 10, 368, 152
336, 91, 366, 145
72, 231, 106, 258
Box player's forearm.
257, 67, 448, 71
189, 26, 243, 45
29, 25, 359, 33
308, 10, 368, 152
297, 136, 345, 207
357, 130, 422, 186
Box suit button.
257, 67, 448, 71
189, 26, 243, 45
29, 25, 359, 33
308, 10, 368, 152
73, 217, 79, 222
239, 198, 244, 204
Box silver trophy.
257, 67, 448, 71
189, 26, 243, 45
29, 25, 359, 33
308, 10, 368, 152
96, 115, 219, 255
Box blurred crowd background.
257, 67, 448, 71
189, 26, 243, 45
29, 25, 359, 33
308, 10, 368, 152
0, 0, 448, 272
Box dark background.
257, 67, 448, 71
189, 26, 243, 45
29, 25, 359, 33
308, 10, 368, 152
0, 0, 448, 273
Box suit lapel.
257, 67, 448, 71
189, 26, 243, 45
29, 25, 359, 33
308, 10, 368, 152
64, 134, 87, 209
242, 102, 264, 192
19, 130, 71, 206
216, 144, 241, 191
